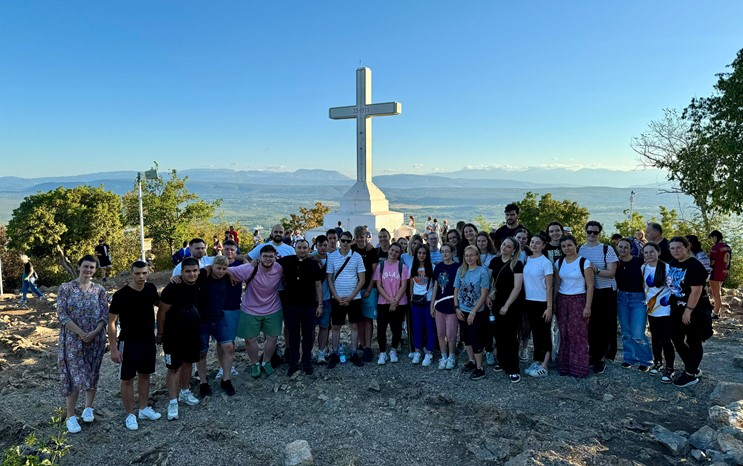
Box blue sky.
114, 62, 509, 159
1, 1, 741, 179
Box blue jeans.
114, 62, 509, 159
617, 291, 652, 365
21, 279, 44, 301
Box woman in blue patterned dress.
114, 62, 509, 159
57, 255, 109, 434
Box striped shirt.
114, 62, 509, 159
327, 250, 365, 300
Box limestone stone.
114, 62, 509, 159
284, 440, 313, 466
709, 402, 743, 429
689, 425, 719, 450
652, 424, 690, 456
710, 382, 743, 406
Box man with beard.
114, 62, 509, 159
228, 245, 284, 378
279, 239, 324, 375
494, 204, 529, 245
157, 258, 202, 421
248, 224, 296, 260
172, 238, 214, 276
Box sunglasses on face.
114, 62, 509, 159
340, 239, 352, 243
586, 230, 600, 235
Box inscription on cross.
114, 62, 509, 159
329, 67, 401, 183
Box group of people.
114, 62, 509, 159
53, 208, 731, 434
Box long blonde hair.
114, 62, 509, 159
458, 245, 482, 278
501, 237, 522, 271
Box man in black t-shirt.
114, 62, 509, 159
279, 239, 324, 375
351, 225, 380, 363
494, 203, 529, 246
108, 261, 162, 431
156, 257, 202, 420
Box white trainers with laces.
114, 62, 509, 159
486, 352, 495, 366
125, 413, 139, 431
408, 352, 415, 359
438, 357, 447, 370
445, 355, 456, 370
389, 349, 399, 363
378, 352, 387, 365
138, 406, 161, 421
81, 407, 95, 423
179, 390, 199, 406
412, 352, 422, 364
422, 353, 433, 367
167, 402, 178, 421
66, 416, 81, 434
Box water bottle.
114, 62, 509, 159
339, 343, 347, 364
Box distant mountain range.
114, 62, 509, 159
0, 167, 669, 195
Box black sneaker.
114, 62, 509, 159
712, 313, 720, 320
303, 363, 314, 375
593, 361, 606, 374
470, 368, 486, 380
287, 365, 300, 377
362, 347, 373, 363
492, 364, 504, 372
462, 361, 476, 373
638, 365, 650, 372
649, 361, 663, 375
327, 353, 340, 369
673, 372, 699, 388
350, 353, 364, 367
621, 362, 632, 369
660, 367, 675, 384
199, 383, 212, 398
509, 374, 521, 383
220, 379, 235, 396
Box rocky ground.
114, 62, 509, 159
2, 272, 743, 465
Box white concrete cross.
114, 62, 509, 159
329, 67, 401, 183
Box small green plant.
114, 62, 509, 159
1, 410, 71, 465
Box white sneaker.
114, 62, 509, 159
81, 407, 95, 423
179, 390, 199, 406
438, 357, 448, 370
215, 367, 224, 380
422, 353, 433, 367
125, 413, 139, 431
66, 416, 81, 434
230, 366, 239, 376
389, 349, 399, 363
445, 355, 456, 370
316, 350, 327, 364
138, 406, 161, 421
486, 352, 495, 366
524, 362, 537, 376
412, 352, 422, 364
408, 352, 415, 359
378, 352, 387, 365
167, 402, 178, 421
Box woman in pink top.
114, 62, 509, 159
374, 242, 410, 364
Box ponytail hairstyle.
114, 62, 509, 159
502, 237, 522, 271
643, 242, 667, 287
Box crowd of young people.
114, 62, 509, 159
56, 211, 729, 433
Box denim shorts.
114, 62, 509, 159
199, 318, 232, 353
315, 299, 332, 329
222, 309, 241, 341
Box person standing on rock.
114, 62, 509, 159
374, 242, 410, 365
278, 239, 324, 376
431, 243, 461, 370
708, 230, 731, 319
454, 245, 490, 380
215, 239, 243, 381
555, 236, 594, 378
157, 257, 202, 421
108, 260, 162, 431
641, 242, 675, 381
615, 238, 652, 372
312, 235, 332, 364
326, 231, 366, 368
667, 236, 714, 388
409, 244, 436, 367
521, 234, 554, 378
57, 255, 109, 434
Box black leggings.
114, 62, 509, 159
377, 304, 407, 352
588, 287, 618, 364
525, 300, 551, 362
462, 310, 490, 354
648, 315, 675, 369
671, 307, 704, 374
494, 305, 523, 374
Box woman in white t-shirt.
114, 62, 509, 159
642, 242, 675, 382
522, 234, 554, 378
554, 235, 594, 378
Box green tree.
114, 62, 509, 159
280, 202, 331, 232
614, 211, 646, 238
632, 108, 717, 230
513, 192, 591, 243
122, 166, 221, 254
684, 48, 743, 215
7, 186, 130, 281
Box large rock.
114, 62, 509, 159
689, 425, 720, 451
709, 402, 743, 429
733, 357, 743, 369
652, 425, 690, 456
717, 432, 743, 465
284, 440, 313, 466
711, 382, 743, 406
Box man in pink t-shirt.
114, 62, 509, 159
227, 245, 284, 378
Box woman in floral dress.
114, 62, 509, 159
58, 255, 109, 434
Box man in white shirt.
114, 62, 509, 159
248, 224, 296, 260
172, 238, 214, 276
